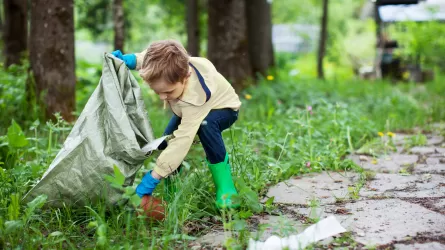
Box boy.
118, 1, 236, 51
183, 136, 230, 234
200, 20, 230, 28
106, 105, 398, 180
111, 40, 241, 209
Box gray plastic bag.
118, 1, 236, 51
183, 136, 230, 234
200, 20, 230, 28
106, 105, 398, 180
23, 53, 163, 207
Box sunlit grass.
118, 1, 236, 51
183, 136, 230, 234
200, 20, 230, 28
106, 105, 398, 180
1, 61, 445, 248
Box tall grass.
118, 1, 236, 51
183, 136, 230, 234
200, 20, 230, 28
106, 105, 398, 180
1, 60, 444, 249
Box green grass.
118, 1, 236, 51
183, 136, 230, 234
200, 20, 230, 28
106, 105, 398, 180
1, 60, 445, 249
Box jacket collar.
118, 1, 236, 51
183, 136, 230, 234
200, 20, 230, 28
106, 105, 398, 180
178, 62, 211, 106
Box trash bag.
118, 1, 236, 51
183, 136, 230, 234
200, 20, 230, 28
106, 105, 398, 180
23, 53, 164, 208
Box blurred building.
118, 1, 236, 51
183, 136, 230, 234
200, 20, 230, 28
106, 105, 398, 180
378, 0, 445, 22
359, 0, 445, 81
272, 24, 319, 53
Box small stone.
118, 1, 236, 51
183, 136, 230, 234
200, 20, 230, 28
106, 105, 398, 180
411, 147, 436, 155
357, 231, 365, 237
394, 242, 445, 250
265, 172, 359, 205
360, 173, 444, 198
427, 135, 444, 146
435, 148, 445, 154
426, 158, 440, 165
359, 155, 369, 161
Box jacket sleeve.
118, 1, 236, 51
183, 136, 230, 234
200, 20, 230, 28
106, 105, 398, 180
135, 49, 148, 71
154, 104, 212, 177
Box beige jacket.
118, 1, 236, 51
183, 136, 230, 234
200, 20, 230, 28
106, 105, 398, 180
135, 52, 242, 177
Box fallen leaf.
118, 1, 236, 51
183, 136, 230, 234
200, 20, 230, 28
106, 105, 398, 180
335, 208, 351, 214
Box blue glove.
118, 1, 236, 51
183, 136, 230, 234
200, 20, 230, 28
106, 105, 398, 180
111, 50, 137, 70
136, 170, 161, 198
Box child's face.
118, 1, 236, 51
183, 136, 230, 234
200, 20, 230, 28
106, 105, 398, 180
149, 78, 187, 101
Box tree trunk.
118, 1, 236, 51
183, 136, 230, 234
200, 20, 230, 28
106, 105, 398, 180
245, 0, 274, 77
3, 0, 27, 67
186, 0, 199, 56
208, 0, 252, 91
0, 3, 3, 34
30, 0, 76, 122
113, 0, 124, 52
374, 1, 382, 79
317, 0, 329, 80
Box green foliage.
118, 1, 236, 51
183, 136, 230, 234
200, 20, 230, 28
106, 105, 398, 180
75, 0, 189, 52
389, 21, 445, 70
327, 19, 376, 71
404, 133, 427, 149
2, 1, 445, 248
0, 61, 41, 132
75, 59, 103, 113
1, 57, 445, 248
272, 0, 321, 24
356, 136, 396, 157
7, 120, 29, 148
272, 0, 375, 76
76, 0, 112, 39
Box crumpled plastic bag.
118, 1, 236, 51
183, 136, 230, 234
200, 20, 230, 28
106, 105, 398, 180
23, 53, 164, 207
248, 216, 347, 250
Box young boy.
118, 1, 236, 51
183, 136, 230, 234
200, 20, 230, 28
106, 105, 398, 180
111, 40, 241, 209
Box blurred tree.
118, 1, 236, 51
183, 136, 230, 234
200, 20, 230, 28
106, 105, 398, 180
272, 0, 321, 24
113, 0, 125, 51
245, 0, 274, 77
272, 0, 369, 77
390, 21, 445, 71
76, 0, 110, 37
317, 0, 328, 79
157, 0, 185, 28
30, 0, 76, 122
186, 0, 199, 56
75, 0, 183, 51
325, 0, 368, 68
3, 0, 27, 67
208, 0, 252, 91
0, 2, 3, 35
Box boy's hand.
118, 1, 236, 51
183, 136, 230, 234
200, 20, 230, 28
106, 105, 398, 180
111, 50, 137, 70
135, 170, 161, 197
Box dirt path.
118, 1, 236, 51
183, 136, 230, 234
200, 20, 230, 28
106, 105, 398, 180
194, 124, 445, 249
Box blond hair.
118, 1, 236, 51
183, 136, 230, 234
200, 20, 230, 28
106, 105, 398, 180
139, 40, 190, 84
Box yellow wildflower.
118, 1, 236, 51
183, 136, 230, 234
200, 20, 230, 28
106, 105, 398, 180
378, 132, 384, 137
371, 159, 378, 165
402, 71, 410, 80
245, 94, 252, 100
387, 132, 396, 138
267, 75, 274, 81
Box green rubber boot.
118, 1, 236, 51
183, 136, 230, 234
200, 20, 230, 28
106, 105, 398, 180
207, 153, 240, 209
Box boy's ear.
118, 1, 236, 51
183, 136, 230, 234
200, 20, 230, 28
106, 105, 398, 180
181, 74, 191, 85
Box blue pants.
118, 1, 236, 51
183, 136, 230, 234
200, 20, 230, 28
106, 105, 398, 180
163, 108, 238, 165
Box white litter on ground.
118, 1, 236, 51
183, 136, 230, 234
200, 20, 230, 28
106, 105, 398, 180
248, 216, 347, 250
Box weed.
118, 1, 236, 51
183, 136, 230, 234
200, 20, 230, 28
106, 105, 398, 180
404, 133, 428, 149
1, 62, 445, 248
364, 170, 376, 181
